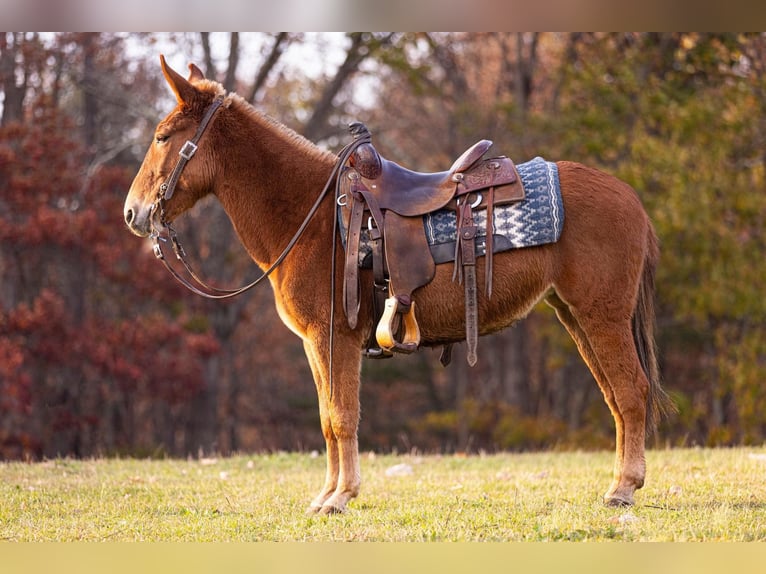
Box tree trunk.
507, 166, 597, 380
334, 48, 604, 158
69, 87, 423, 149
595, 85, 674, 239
0, 33, 27, 126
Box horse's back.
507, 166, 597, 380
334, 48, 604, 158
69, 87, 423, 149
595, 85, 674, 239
557, 160, 650, 236
552, 161, 654, 313
412, 160, 653, 343
555, 160, 652, 262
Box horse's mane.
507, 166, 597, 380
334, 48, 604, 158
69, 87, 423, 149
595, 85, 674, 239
193, 79, 336, 165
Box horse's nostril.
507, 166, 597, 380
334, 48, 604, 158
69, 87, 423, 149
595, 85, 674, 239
125, 208, 134, 226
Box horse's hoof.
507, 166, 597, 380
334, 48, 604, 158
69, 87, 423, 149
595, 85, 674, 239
306, 505, 323, 516
603, 494, 634, 507
319, 504, 345, 515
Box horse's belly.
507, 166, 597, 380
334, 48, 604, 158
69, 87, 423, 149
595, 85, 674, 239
413, 251, 553, 344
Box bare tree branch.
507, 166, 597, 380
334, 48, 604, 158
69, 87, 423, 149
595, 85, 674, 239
302, 32, 394, 142
247, 32, 290, 104
0, 32, 29, 126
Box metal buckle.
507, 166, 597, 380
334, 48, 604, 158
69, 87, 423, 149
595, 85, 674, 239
179, 140, 198, 160
150, 232, 166, 260
456, 193, 483, 209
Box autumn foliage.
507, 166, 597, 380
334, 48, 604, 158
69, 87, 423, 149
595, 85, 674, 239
1, 33, 766, 460
0, 38, 219, 457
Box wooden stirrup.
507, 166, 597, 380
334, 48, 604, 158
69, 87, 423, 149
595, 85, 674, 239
375, 296, 420, 354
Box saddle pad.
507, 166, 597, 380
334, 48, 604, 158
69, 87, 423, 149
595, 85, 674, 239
425, 156, 563, 263
339, 156, 563, 266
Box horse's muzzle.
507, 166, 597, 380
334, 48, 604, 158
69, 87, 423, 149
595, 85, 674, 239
123, 200, 153, 237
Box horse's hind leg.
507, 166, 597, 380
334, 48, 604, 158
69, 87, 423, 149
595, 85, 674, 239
547, 294, 647, 506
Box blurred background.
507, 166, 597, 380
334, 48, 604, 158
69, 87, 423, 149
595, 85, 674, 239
0, 32, 764, 459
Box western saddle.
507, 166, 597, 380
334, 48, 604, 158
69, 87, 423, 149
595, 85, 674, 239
339, 123, 525, 365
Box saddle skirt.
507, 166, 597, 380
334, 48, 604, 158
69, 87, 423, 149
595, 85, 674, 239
339, 156, 564, 267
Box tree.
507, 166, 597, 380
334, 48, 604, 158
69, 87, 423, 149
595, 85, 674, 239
0, 33, 219, 458
546, 32, 766, 444
3, 32, 765, 458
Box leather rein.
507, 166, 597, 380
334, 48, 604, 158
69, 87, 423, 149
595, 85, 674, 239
149, 95, 368, 300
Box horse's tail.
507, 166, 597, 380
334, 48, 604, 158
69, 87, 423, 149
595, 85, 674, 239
633, 225, 674, 433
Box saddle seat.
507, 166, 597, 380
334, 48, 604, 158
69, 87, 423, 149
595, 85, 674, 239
360, 139, 493, 217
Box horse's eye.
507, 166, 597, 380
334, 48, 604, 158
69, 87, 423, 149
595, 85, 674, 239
155, 135, 169, 144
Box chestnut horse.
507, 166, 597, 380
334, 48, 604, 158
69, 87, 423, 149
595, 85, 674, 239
124, 57, 670, 514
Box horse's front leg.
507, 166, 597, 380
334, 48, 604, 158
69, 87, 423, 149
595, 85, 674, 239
303, 340, 339, 513
303, 337, 362, 515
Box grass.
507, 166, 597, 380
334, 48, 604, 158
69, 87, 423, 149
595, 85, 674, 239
1, 448, 766, 541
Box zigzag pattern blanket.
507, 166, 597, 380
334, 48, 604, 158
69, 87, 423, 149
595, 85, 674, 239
340, 156, 564, 266
425, 156, 563, 263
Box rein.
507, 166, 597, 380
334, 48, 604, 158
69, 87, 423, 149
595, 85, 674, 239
150, 96, 369, 300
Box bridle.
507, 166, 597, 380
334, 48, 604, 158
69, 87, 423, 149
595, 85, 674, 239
146, 96, 371, 398
149, 94, 369, 300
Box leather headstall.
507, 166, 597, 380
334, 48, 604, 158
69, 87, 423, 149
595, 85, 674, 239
157, 95, 225, 213
148, 97, 369, 304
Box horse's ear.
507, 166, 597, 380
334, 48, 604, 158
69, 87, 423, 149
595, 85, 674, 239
160, 54, 196, 105
187, 63, 205, 83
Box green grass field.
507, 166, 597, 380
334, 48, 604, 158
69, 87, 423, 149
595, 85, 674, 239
1, 448, 765, 542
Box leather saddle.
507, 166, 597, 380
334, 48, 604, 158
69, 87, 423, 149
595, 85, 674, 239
357, 139, 493, 216
339, 123, 525, 365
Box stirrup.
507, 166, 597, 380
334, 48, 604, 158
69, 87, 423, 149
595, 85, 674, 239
375, 296, 420, 354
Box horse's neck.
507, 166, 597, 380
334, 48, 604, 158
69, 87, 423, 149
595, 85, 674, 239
214, 105, 336, 270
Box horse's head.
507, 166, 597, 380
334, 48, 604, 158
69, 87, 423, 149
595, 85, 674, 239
124, 55, 226, 237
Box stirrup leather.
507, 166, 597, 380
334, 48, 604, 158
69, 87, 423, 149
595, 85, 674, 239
375, 296, 420, 353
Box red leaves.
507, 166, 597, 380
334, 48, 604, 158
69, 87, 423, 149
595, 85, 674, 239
4, 289, 65, 334
0, 340, 24, 376
0, 113, 223, 459
185, 332, 221, 357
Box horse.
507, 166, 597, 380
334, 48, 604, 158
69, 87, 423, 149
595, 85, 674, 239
123, 56, 671, 514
